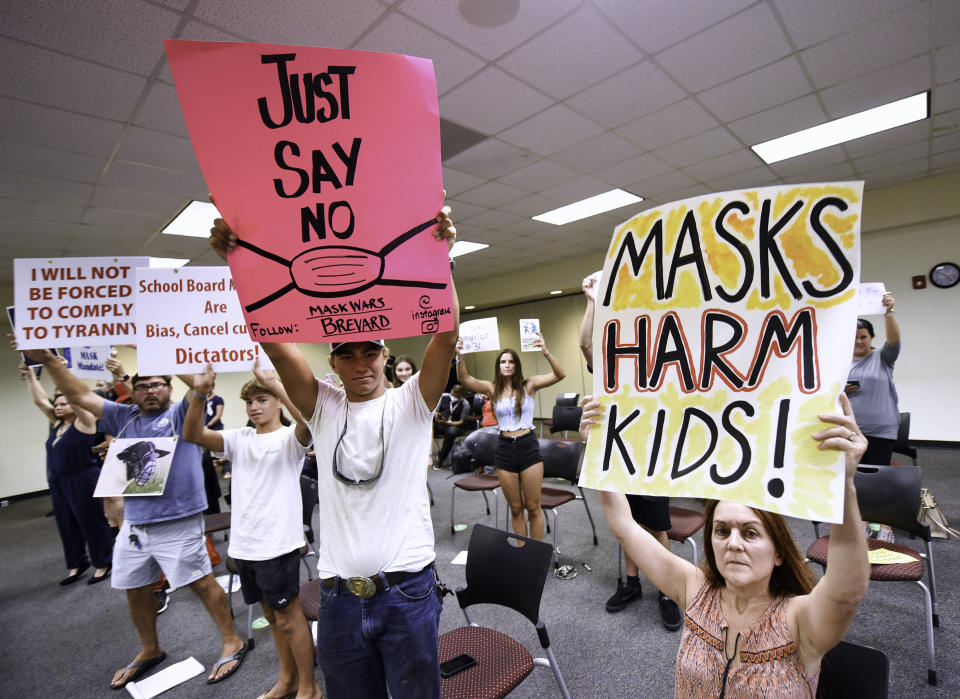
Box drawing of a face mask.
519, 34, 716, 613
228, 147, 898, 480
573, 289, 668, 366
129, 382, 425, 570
235, 217, 448, 312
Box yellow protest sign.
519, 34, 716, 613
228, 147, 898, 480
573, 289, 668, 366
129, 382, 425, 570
581, 183, 863, 523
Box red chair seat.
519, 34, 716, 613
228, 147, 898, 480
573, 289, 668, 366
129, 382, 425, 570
667, 506, 704, 542
299, 578, 323, 621
540, 486, 576, 509
439, 625, 534, 699
806, 536, 925, 581
454, 474, 500, 492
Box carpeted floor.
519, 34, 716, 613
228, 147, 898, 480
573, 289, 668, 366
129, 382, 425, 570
1, 446, 957, 697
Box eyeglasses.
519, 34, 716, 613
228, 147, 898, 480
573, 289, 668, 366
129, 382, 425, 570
331, 400, 386, 487
134, 382, 170, 393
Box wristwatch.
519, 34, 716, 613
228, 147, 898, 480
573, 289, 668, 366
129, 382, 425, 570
118, 373, 130, 382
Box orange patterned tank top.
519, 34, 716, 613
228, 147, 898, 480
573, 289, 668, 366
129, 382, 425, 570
675, 581, 818, 698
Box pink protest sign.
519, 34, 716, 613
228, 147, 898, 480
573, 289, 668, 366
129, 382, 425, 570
164, 40, 451, 343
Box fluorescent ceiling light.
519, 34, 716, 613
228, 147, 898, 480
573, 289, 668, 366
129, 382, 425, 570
549, 290, 562, 295
150, 257, 190, 268
464, 305, 476, 310
532, 188, 643, 225
449, 241, 489, 258
752, 91, 930, 164
162, 200, 220, 238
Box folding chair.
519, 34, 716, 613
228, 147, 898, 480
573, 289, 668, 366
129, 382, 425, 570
547, 393, 580, 438
439, 524, 570, 699
806, 464, 940, 685
891, 412, 917, 464
224, 555, 256, 650
450, 428, 501, 534
538, 439, 597, 566
816, 641, 888, 698
666, 506, 705, 564
300, 475, 318, 580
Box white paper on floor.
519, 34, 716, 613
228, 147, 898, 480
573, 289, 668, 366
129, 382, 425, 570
451, 550, 468, 565
125, 657, 204, 699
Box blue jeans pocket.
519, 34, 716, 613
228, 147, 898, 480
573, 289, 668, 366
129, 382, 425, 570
393, 570, 436, 602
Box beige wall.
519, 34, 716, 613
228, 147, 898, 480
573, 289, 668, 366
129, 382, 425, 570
2, 172, 958, 497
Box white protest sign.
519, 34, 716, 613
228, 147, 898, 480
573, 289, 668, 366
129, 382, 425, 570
519, 318, 541, 351
459, 317, 500, 354
135, 267, 266, 374
94, 436, 177, 497
856, 283, 887, 315
13, 257, 147, 349
62, 346, 113, 381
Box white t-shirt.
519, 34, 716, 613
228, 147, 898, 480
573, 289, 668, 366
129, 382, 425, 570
219, 425, 310, 561
307, 372, 435, 578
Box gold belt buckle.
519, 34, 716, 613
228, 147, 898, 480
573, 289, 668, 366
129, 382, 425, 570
346, 576, 377, 598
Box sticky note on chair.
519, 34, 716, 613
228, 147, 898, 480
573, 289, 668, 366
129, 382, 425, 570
868, 548, 918, 565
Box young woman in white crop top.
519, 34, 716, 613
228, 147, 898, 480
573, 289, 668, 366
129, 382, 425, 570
456, 333, 565, 540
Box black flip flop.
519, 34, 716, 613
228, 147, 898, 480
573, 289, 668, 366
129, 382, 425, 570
207, 640, 249, 684
110, 651, 167, 690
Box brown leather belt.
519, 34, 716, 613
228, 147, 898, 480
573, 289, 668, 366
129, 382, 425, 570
320, 566, 426, 599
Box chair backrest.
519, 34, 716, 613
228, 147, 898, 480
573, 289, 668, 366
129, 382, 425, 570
892, 412, 916, 459
300, 475, 319, 542
854, 464, 931, 539
457, 524, 553, 626
550, 403, 582, 433
464, 427, 498, 468
539, 439, 584, 483
816, 641, 888, 698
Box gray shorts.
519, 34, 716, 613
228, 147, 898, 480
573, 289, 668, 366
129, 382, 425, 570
111, 514, 212, 590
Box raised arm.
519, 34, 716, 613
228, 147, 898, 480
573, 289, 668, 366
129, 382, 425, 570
105, 355, 132, 398
254, 358, 312, 447
579, 271, 601, 370
455, 338, 495, 396
882, 292, 900, 346
260, 343, 319, 420
182, 364, 225, 452
791, 393, 869, 667
525, 333, 565, 391
20, 361, 56, 423
581, 397, 703, 608
21, 348, 106, 418
419, 202, 460, 409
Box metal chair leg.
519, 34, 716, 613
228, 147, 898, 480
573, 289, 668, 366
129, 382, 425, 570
923, 541, 940, 627
578, 486, 598, 545
449, 485, 457, 535
914, 580, 937, 685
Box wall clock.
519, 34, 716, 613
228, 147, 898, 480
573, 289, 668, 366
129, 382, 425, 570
930, 262, 960, 289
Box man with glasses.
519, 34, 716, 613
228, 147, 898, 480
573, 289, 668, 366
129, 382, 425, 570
208, 204, 458, 698
16, 354, 247, 689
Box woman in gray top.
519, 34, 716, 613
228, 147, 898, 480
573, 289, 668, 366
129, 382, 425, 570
846, 292, 901, 464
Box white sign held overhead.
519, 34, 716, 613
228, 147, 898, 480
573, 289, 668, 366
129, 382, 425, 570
519, 318, 541, 351
856, 283, 888, 316
459, 317, 500, 354
135, 267, 269, 374
62, 345, 113, 381
13, 257, 148, 349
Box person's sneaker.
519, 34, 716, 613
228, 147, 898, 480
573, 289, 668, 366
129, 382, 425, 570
658, 593, 682, 631
605, 581, 642, 612
155, 588, 169, 614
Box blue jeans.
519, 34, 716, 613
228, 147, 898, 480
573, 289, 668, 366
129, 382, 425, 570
316, 565, 442, 699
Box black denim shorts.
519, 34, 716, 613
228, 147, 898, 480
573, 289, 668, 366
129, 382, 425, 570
495, 431, 542, 473
234, 548, 301, 609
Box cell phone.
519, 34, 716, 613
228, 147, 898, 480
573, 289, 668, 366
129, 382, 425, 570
846, 380, 860, 388
440, 653, 477, 678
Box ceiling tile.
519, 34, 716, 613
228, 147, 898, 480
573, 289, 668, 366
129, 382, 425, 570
444, 139, 534, 179
593, 154, 674, 188
445, 200, 486, 221
0, 97, 125, 156
441, 167, 486, 197
801, 4, 930, 89
91, 186, 187, 217
843, 121, 930, 159
932, 130, 960, 154
498, 159, 580, 192
773, 0, 915, 50
115, 127, 201, 173
498, 6, 642, 100
819, 55, 931, 120
861, 156, 930, 185
933, 80, 960, 114
101, 161, 209, 199
498, 193, 565, 218
353, 13, 485, 94
767, 145, 848, 178
0, 198, 84, 223
626, 170, 698, 199
498, 104, 606, 157
683, 148, 764, 182
706, 165, 779, 193
597, 0, 753, 53
936, 42, 960, 84
397, 0, 581, 61
932, 148, 960, 169
455, 181, 528, 208
134, 81, 190, 138
3, 0, 180, 75
616, 99, 718, 151
0, 172, 94, 205
696, 56, 810, 123
0, 141, 107, 184
933, 0, 960, 47
494, 217, 551, 236
440, 67, 553, 135
565, 61, 685, 130
550, 132, 641, 173
655, 4, 791, 93
727, 94, 827, 144
783, 161, 856, 183
459, 209, 523, 230
80, 207, 169, 232
194, 0, 385, 47
0, 39, 148, 121
653, 127, 742, 168
853, 141, 931, 173
540, 176, 615, 205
